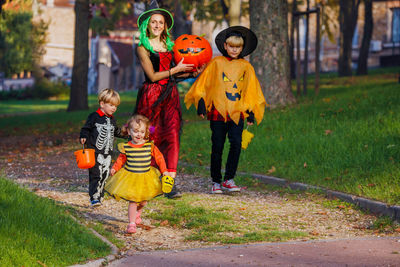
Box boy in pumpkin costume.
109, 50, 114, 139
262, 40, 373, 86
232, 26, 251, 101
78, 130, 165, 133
184, 26, 266, 194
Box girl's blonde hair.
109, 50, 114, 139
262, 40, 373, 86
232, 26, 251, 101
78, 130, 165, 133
122, 114, 151, 140
225, 35, 244, 47
98, 88, 120, 106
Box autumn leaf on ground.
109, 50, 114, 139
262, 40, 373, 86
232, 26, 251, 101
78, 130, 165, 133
303, 162, 307, 168
137, 224, 153, 231
268, 166, 276, 174
309, 230, 319, 236
322, 98, 331, 103
395, 228, 400, 233
160, 220, 169, 226
325, 129, 332, 135
337, 205, 346, 209
367, 183, 376, 187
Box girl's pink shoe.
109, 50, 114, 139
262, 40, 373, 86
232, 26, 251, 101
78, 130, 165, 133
126, 223, 136, 234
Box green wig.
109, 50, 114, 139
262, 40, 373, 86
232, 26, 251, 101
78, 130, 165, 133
138, 16, 174, 53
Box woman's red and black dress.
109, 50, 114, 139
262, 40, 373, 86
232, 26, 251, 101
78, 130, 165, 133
135, 51, 181, 173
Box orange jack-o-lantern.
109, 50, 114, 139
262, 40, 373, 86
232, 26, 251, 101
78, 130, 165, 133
173, 34, 212, 71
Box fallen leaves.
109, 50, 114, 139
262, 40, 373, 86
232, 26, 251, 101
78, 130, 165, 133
267, 166, 276, 174
160, 220, 169, 226
309, 230, 319, 236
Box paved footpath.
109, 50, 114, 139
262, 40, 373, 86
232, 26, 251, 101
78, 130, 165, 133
108, 237, 400, 267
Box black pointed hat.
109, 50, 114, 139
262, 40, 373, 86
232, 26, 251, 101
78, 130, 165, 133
137, 0, 174, 31
215, 26, 258, 57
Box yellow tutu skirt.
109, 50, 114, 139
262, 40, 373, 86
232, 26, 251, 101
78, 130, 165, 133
105, 167, 163, 202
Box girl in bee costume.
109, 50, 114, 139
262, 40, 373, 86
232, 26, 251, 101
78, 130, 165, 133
105, 114, 171, 234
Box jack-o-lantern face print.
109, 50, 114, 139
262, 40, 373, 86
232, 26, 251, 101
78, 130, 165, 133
222, 72, 245, 101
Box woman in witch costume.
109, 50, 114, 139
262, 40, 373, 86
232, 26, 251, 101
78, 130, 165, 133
135, 6, 197, 198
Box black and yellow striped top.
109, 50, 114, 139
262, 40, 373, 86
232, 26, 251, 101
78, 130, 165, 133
119, 142, 152, 173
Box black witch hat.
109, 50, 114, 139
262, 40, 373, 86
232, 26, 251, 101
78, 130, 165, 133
215, 26, 258, 57
137, 0, 174, 31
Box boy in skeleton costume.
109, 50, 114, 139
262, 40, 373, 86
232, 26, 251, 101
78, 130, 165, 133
80, 89, 125, 206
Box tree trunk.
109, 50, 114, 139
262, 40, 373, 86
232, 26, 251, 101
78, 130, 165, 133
228, 0, 241, 26
68, 0, 90, 111
338, 0, 360, 77
356, 0, 373, 75
250, 0, 295, 107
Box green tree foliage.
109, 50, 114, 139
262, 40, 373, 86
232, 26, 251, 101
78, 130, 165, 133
89, 1, 132, 36
0, 8, 47, 77
162, 0, 248, 27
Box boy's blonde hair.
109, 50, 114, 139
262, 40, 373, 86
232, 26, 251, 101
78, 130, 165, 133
98, 88, 120, 106
225, 35, 244, 47
122, 114, 151, 140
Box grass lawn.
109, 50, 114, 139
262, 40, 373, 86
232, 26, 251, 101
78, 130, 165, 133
0, 67, 399, 204
0, 177, 111, 266
180, 67, 400, 204
146, 193, 308, 244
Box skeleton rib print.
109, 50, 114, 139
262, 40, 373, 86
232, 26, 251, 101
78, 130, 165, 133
95, 117, 115, 154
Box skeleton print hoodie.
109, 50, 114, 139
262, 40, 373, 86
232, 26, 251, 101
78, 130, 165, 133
80, 109, 124, 155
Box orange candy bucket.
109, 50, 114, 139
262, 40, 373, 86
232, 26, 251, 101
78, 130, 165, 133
74, 145, 95, 169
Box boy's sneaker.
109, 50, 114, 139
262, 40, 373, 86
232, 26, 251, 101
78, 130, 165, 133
221, 179, 240, 192
211, 183, 223, 194
90, 200, 101, 207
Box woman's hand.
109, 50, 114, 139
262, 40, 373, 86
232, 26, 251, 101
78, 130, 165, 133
110, 169, 116, 176
192, 64, 206, 77
80, 138, 86, 145
172, 58, 194, 74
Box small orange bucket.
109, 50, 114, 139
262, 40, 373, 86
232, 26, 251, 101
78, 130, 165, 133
74, 144, 95, 169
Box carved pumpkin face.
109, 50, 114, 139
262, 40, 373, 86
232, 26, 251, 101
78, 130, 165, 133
173, 34, 212, 71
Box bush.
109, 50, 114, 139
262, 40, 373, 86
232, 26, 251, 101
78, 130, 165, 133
0, 79, 69, 100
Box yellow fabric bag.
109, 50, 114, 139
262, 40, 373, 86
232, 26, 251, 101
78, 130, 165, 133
241, 129, 254, 149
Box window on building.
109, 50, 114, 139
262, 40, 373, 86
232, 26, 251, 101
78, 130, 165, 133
392, 8, 400, 43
